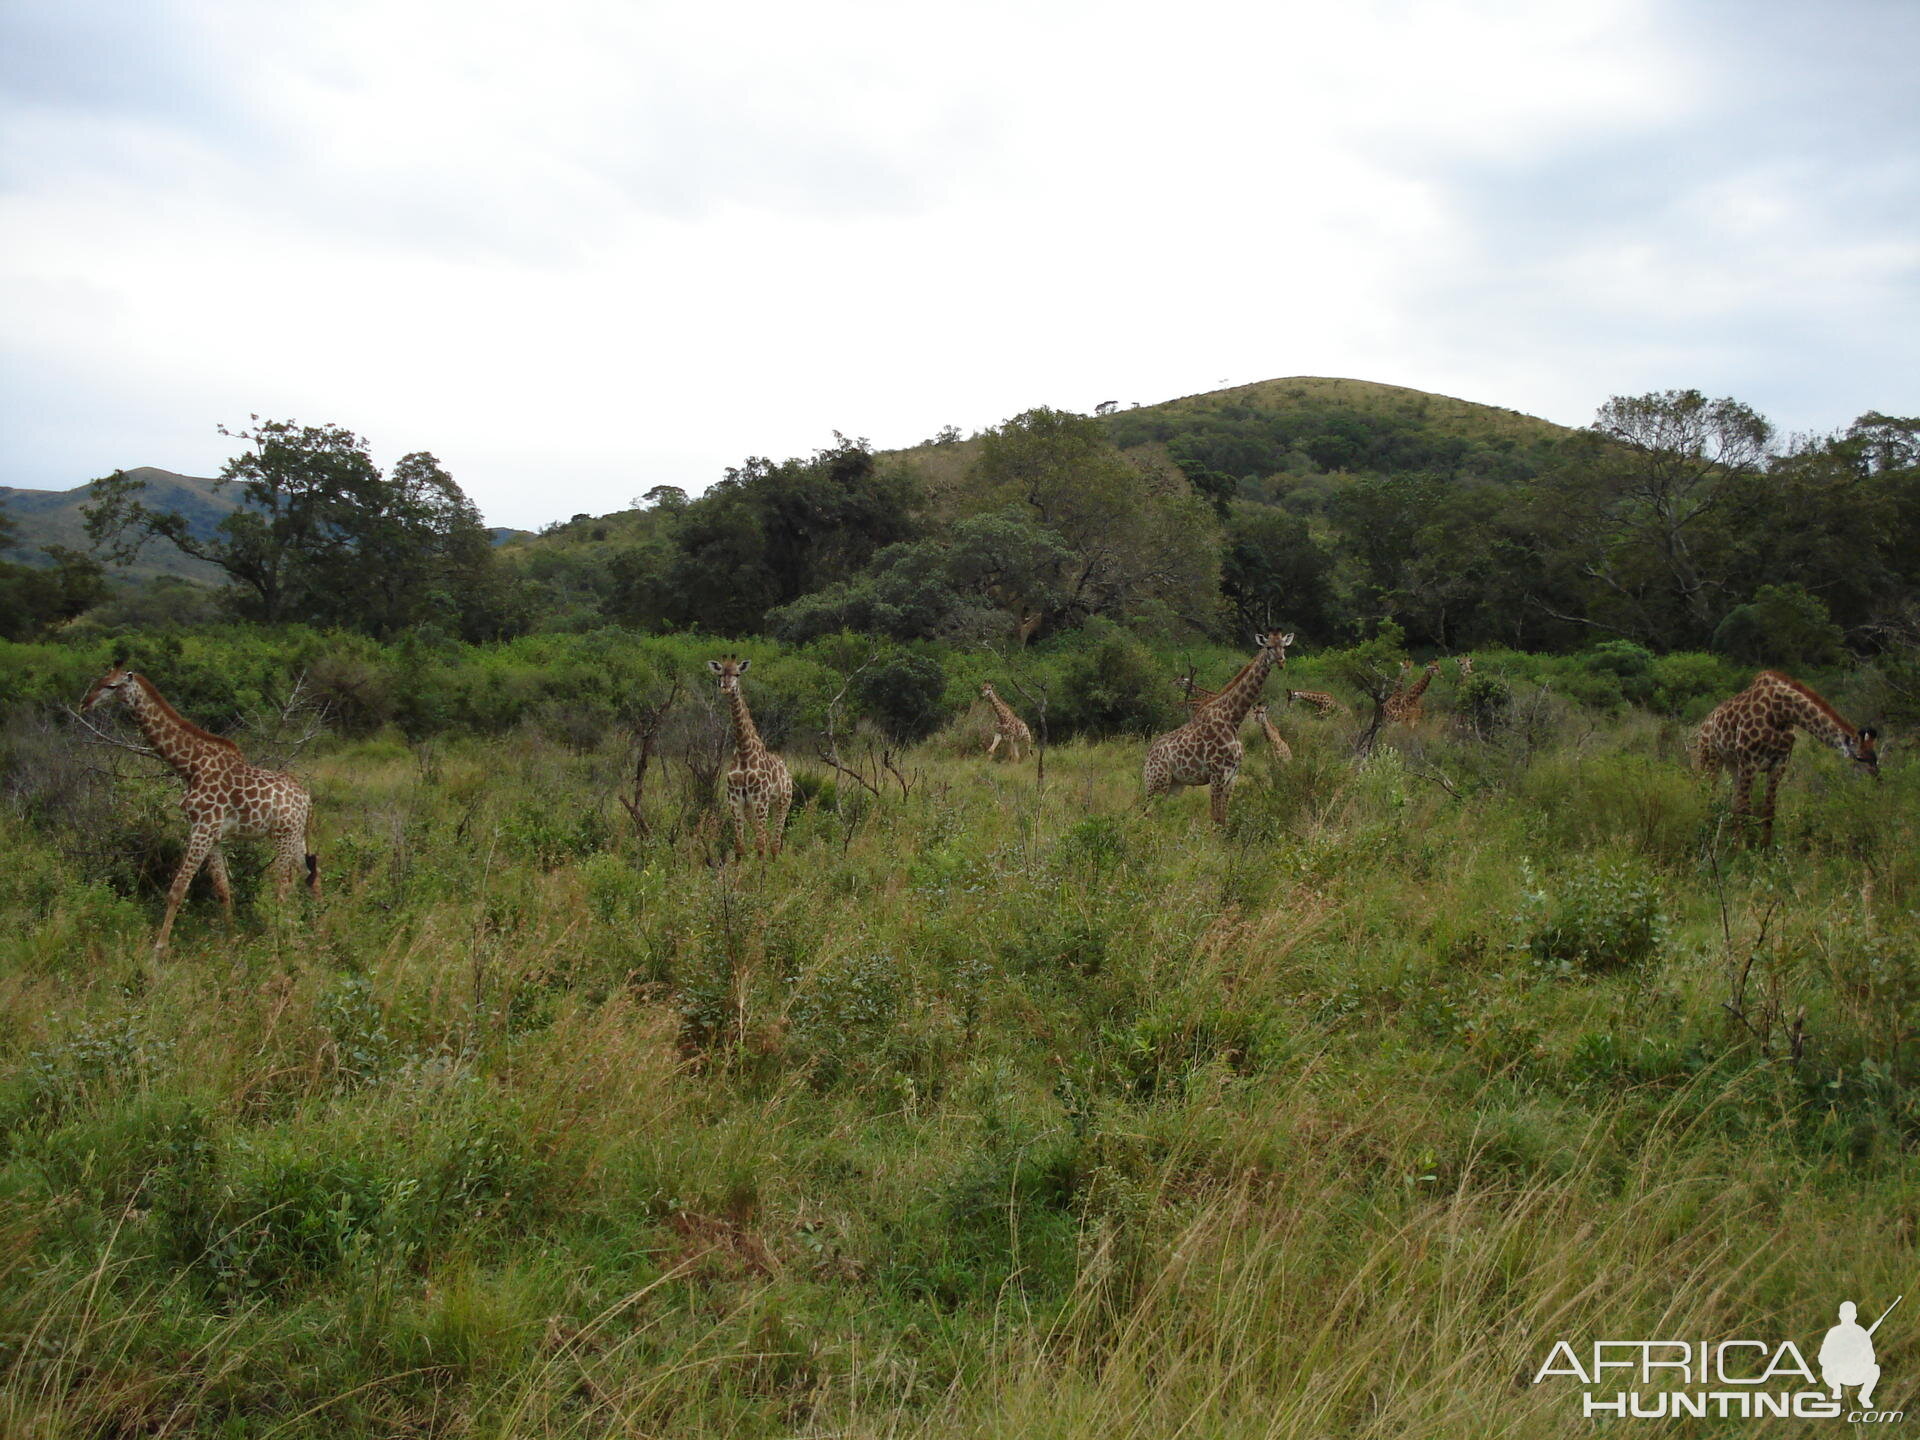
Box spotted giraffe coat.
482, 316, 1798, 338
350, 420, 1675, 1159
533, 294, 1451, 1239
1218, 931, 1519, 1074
980, 683, 1033, 761
710, 657, 793, 858
1692, 670, 1878, 846
82, 666, 316, 957
1144, 631, 1293, 825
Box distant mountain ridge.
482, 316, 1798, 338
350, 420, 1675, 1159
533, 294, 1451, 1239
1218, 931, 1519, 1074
0, 468, 235, 582
1, 468, 533, 583
5, 379, 1580, 580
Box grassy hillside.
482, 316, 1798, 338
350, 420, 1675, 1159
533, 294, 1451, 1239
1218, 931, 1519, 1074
0, 468, 233, 583
1, 644, 1914, 1436
880, 376, 1581, 516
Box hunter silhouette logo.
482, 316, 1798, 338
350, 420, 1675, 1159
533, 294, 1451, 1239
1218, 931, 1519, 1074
1532, 1295, 1906, 1422
1822, 1297, 1900, 1410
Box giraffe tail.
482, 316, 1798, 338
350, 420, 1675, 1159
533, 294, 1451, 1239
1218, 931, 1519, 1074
305, 853, 321, 899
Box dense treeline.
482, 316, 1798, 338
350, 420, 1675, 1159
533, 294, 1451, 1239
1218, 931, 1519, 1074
4, 389, 1918, 684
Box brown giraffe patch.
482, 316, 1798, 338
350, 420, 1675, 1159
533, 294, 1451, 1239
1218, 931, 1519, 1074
82, 666, 317, 957
1692, 669, 1878, 846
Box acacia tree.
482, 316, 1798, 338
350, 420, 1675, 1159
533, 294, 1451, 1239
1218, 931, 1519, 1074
1544, 390, 1774, 647
84, 419, 502, 635
971, 408, 1221, 631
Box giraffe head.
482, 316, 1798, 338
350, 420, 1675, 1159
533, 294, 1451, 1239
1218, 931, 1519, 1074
82, 663, 137, 712
1850, 726, 1880, 771
708, 656, 751, 694
980, 683, 998, 700
1455, 655, 1474, 677
1253, 630, 1295, 662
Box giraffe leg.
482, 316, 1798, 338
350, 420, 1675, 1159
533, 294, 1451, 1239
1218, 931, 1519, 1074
987, 732, 1002, 760
155, 823, 219, 958
751, 797, 772, 859
1757, 765, 1784, 848
204, 846, 235, 921
1730, 763, 1756, 846
1008, 736, 1022, 763
1209, 773, 1235, 826
269, 823, 306, 904
770, 789, 792, 858
727, 793, 749, 860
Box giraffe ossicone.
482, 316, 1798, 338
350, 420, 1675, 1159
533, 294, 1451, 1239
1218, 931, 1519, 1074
81, 665, 318, 958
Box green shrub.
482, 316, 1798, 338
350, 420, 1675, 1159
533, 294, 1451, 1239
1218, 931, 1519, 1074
1051, 621, 1179, 739
1520, 858, 1667, 974
855, 652, 949, 743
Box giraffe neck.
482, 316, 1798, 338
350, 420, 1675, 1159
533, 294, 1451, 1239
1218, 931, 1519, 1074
1403, 669, 1435, 703
1198, 646, 1277, 725
987, 691, 1016, 725
726, 686, 766, 758
1763, 673, 1859, 753
124, 675, 232, 779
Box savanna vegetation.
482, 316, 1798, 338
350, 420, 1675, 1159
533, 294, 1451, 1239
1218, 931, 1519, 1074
2, 375, 1917, 1435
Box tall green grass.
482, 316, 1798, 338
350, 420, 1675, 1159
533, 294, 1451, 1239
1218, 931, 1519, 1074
1, 693, 1914, 1436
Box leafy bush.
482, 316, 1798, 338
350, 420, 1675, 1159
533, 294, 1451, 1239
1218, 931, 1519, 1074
1520, 859, 1667, 974
1049, 621, 1178, 739
855, 652, 949, 743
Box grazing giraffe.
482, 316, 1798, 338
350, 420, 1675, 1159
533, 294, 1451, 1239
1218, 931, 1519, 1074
1143, 630, 1294, 825
80, 665, 317, 958
1692, 670, 1878, 847
709, 656, 793, 859
1251, 703, 1292, 762
1287, 689, 1346, 716
979, 683, 1033, 762
1384, 661, 1441, 727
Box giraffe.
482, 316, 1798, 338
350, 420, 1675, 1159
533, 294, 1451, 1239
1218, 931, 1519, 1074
1250, 703, 1292, 762
1454, 655, 1474, 679
709, 656, 793, 859
1692, 670, 1878, 847
80, 665, 317, 958
1143, 630, 1294, 825
1173, 674, 1223, 709
980, 683, 1033, 762
1287, 689, 1346, 716
1384, 661, 1440, 727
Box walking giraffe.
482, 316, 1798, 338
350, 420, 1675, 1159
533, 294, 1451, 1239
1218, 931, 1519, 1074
709, 656, 793, 859
1250, 703, 1293, 762
80, 665, 317, 958
1692, 670, 1878, 846
1384, 661, 1441, 727
1144, 630, 1294, 825
979, 683, 1033, 762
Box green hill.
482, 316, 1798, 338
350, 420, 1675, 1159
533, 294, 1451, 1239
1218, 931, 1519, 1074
886, 376, 1581, 514
0, 468, 235, 583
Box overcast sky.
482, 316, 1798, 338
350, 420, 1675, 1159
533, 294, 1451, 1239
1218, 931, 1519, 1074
2, 0, 1915, 529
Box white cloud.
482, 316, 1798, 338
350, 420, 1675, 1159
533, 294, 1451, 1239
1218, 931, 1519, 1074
2, 0, 1914, 527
